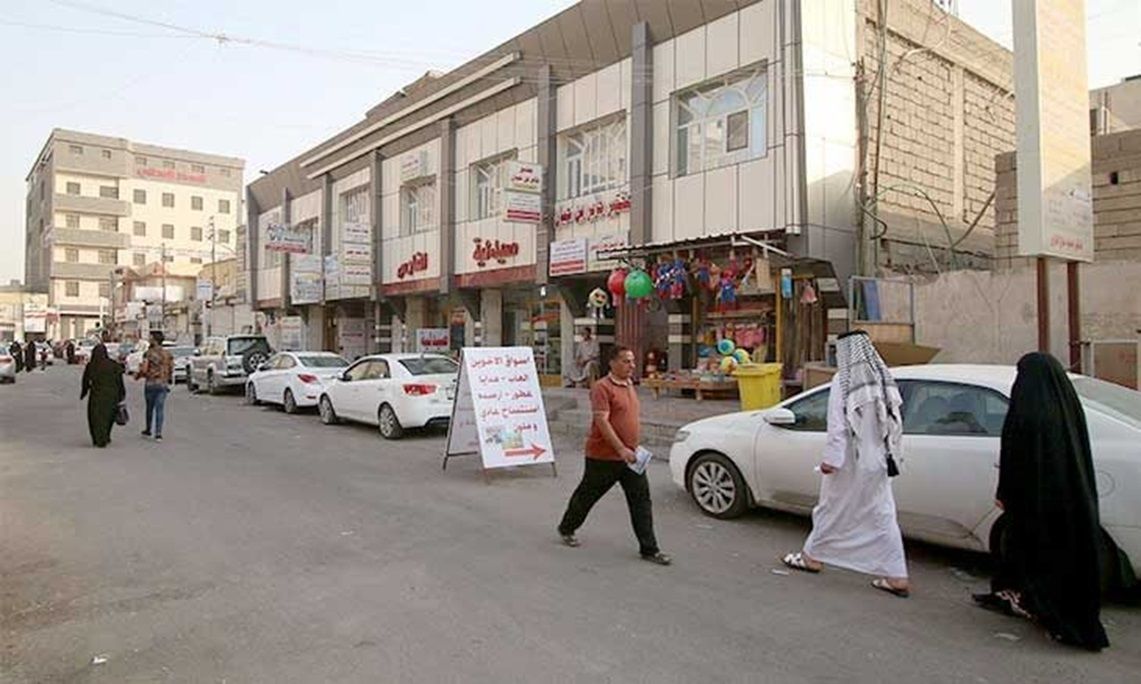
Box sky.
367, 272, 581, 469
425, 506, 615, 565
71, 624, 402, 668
1, 0, 1138, 286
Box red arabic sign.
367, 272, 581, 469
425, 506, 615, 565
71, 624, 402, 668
555, 190, 631, 227
136, 167, 207, 184
397, 251, 429, 279
472, 238, 519, 268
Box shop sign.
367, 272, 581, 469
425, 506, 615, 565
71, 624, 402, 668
397, 251, 429, 279
291, 254, 323, 304
416, 328, 450, 352
136, 167, 207, 184
23, 307, 47, 333
549, 238, 588, 277
505, 161, 542, 193
280, 316, 304, 351
554, 190, 631, 227
339, 318, 367, 360
343, 243, 371, 262
341, 262, 371, 286
265, 221, 310, 254
588, 234, 628, 271
400, 150, 430, 182
196, 278, 214, 302
472, 238, 520, 268
342, 221, 370, 245
504, 192, 542, 223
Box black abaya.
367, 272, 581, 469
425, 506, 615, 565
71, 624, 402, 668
24, 343, 36, 373
81, 345, 125, 448
992, 352, 1109, 651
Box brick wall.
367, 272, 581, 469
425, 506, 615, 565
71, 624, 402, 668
859, 0, 1015, 273
995, 129, 1141, 267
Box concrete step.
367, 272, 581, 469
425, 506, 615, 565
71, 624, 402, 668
547, 407, 683, 450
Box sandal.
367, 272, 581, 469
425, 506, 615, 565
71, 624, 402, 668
872, 578, 910, 598
641, 552, 673, 566
781, 552, 821, 574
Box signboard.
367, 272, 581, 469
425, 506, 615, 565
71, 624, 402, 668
505, 192, 542, 223
291, 254, 323, 304
339, 318, 367, 360
397, 252, 429, 280
505, 160, 542, 193
444, 347, 555, 472
324, 255, 342, 300
343, 221, 370, 245
343, 243, 372, 262
588, 234, 628, 271
23, 306, 47, 334
341, 262, 372, 286
400, 150, 430, 182
416, 328, 450, 352
549, 238, 588, 276
196, 279, 214, 302
265, 222, 311, 254
555, 189, 631, 227
280, 316, 304, 351
1013, 0, 1094, 262
504, 161, 543, 223
472, 238, 520, 269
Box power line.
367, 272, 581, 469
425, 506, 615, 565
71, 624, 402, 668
0, 17, 198, 38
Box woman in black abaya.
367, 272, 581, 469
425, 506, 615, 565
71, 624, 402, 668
80, 344, 125, 448
975, 352, 1109, 651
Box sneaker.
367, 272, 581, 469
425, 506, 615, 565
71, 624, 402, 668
141, 430, 151, 437
641, 551, 672, 566
155, 435, 163, 442
559, 533, 580, 548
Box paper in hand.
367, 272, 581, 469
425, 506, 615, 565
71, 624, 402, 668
628, 446, 653, 475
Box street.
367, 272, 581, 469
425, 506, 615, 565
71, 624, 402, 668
3, 366, 1139, 683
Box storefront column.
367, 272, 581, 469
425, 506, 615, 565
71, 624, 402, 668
615, 300, 646, 377
480, 289, 503, 346
667, 312, 693, 374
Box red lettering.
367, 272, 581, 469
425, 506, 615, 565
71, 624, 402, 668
397, 251, 429, 279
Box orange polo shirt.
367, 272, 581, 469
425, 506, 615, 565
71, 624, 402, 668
584, 374, 640, 461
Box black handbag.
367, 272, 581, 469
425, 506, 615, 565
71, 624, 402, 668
115, 403, 129, 426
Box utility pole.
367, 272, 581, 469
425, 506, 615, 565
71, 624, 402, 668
161, 242, 167, 335
209, 216, 216, 337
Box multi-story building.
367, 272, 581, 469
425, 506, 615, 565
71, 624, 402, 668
0, 282, 50, 343
1090, 75, 1141, 135
24, 129, 244, 340
248, 0, 1014, 382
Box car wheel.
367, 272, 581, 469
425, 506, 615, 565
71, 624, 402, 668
688, 452, 749, 519
245, 382, 260, 406
242, 349, 269, 375
378, 403, 404, 440
206, 371, 217, 396
283, 389, 298, 414
318, 396, 338, 425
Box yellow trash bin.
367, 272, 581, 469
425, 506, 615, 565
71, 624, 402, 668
733, 363, 783, 411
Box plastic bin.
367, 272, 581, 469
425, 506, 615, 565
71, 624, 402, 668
733, 363, 783, 411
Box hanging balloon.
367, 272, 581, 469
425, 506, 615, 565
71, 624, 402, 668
607, 268, 628, 298
716, 338, 736, 356
624, 269, 654, 299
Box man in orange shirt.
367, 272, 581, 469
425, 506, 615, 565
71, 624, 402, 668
557, 346, 671, 565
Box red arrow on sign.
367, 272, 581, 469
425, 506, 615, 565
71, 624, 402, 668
504, 443, 547, 460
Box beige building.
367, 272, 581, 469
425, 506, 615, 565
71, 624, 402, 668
1091, 75, 1141, 135
0, 283, 50, 343
24, 129, 244, 339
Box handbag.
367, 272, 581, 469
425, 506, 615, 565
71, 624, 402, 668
115, 403, 129, 426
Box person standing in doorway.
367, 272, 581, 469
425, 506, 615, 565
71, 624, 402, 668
80, 343, 125, 448
137, 330, 174, 441
564, 327, 600, 387
557, 346, 672, 566
781, 330, 910, 597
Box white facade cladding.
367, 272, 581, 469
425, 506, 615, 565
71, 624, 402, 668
380, 139, 442, 293
328, 166, 372, 300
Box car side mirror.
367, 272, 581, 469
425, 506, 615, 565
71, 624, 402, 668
257, 363, 270, 372
763, 408, 796, 426
341, 371, 352, 382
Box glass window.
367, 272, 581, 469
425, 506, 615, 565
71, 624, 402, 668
280, 356, 297, 370
191, 226, 203, 241
898, 381, 1008, 436
471, 156, 510, 220
136, 156, 147, 166
133, 253, 146, 267
191, 164, 205, 173
69, 145, 83, 155
101, 149, 112, 160
219, 167, 232, 177
65, 281, 79, 297
100, 185, 118, 199
162, 254, 174, 263
66, 182, 80, 195
365, 360, 390, 380
162, 193, 175, 208
162, 224, 175, 239
399, 356, 458, 376
65, 248, 79, 263
299, 355, 349, 369
133, 221, 146, 236
675, 66, 768, 176
133, 189, 146, 204
346, 360, 371, 382
98, 249, 117, 265
191, 196, 203, 211
1073, 376, 1141, 429
227, 337, 270, 356
218, 199, 231, 214
400, 182, 435, 235
162, 160, 175, 170
340, 186, 369, 236
558, 117, 627, 200
784, 389, 831, 431
190, 257, 203, 264
98, 217, 117, 232
65, 214, 80, 229
218, 229, 231, 243
99, 282, 110, 298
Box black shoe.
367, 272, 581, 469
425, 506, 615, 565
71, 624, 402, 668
155, 435, 163, 442
641, 552, 672, 566
559, 533, 580, 548
141, 430, 151, 437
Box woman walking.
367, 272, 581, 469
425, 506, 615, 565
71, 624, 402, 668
80, 343, 125, 448
974, 352, 1109, 651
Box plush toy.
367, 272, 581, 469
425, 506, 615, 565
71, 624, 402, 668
692, 256, 713, 291
654, 260, 672, 299
716, 272, 738, 312
668, 257, 688, 299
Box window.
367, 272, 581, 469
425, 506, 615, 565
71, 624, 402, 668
133, 253, 146, 267
98, 217, 117, 232
162, 193, 175, 208
400, 357, 458, 375
162, 160, 175, 170
65, 281, 79, 297
898, 381, 1008, 437
298, 355, 349, 369
559, 117, 627, 200
191, 196, 203, 211
101, 149, 112, 160
69, 145, 83, 155
675, 66, 768, 176
65, 248, 79, 263
190, 257, 203, 264
219, 167, 232, 177
218, 229, 231, 244
784, 389, 831, 432
98, 249, 117, 265
66, 182, 80, 195
98, 282, 111, 298
133, 221, 146, 236
133, 189, 146, 204
99, 185, 118, 199
400, 182, 435, 235
162, 254, 174, 263
345, 360, 371, 382
65, 214, 80, 229
191, 164, 205, 173
340, 186, 370, 239
191, 226, 203, 241
218, 199, 231, 214
471, 156, 510, 220
136, 156, 147, 166
162, 224, 175, 239
364, 360, 390, 380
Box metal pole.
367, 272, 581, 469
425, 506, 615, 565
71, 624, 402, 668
1036, 256, 1050, 353
1067, 260, 1081, 371
161, 243, 167, 335
210, 217, 216, 337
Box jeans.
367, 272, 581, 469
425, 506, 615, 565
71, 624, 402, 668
558, 458, 659, 556
144, 384, 170, 436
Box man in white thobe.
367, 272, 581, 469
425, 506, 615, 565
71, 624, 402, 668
782, 331, 910, 597
565, 327, 600, 387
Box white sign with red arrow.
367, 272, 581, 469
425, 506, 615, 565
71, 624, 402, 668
445, 346, 555, 471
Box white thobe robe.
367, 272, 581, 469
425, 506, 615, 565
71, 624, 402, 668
802, 376, 908, 578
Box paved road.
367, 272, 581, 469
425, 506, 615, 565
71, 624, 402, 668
3, 366, 1139, 682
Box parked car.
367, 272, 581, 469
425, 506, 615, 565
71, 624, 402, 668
169, 345, 195, 384
0, 350, 16, 383
188, 334, 273, 395
317, 353, 459, 439
669, 364, 1141, 585
246, 351, 350, 414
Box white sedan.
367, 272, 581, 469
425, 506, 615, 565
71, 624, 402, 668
317, 353, 458, 439
245, 351, 349, 414
669, 365, 1141, 584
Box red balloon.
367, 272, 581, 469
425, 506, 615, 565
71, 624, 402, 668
607, 268, 628, 297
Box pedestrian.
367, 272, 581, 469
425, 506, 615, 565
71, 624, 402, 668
973, 352, 1109, 651
556, 346, 672, 566
65, 339, 76, 365
136, 330, 173, 441
24, 340, 36, 373
80, 343, 125, 448
10, 340, 23, 373
781, 330, 910, 597
564, 327, 600, 388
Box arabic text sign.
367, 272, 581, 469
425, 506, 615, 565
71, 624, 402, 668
445, 347, 554, 470
417, 328, 450, 352
265, 222, 311, 254
504, 192, 542, 223
549, 238, 587, 276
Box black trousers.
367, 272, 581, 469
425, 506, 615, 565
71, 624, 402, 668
558, 458, 659, 556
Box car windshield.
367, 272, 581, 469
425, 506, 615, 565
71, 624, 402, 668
299, 355, 349, 368
399, 356, 458, 375
227, 337, 269, 355
170, 347, 195, 358
1073, 376, 1141, 429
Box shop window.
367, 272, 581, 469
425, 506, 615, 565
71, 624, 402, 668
400, 182, 435, 235
559, 117, 627, 200
471, 155, 512, 221
675, 65, 768, 177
